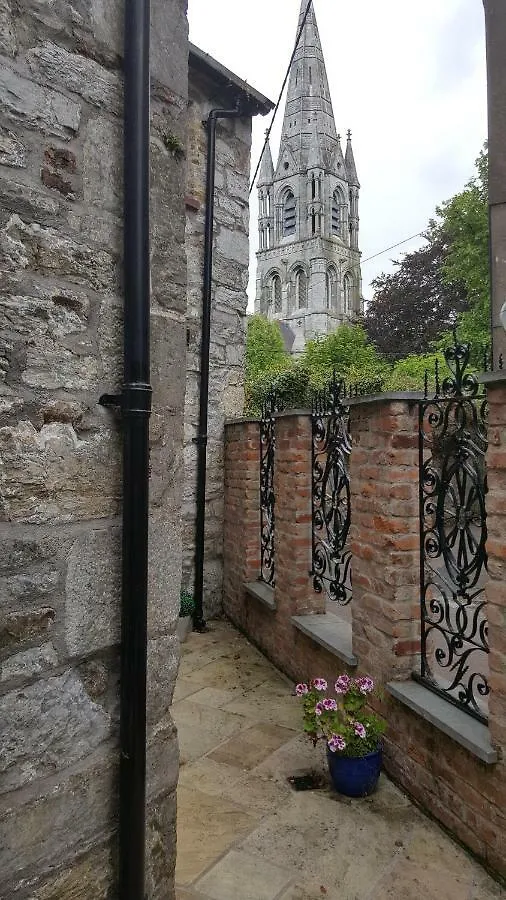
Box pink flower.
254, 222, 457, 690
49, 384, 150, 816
356, 676, 374, 694
334, 674, 351, 694
354, 722, 367, 738
312, 678, 328, 692
315, 701, 324, 716
323, 698, 337, 711
328, 734, 346, 753
295, 683, 309, 696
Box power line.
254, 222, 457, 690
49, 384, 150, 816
362, 232, 426, 264
249, 0, 313, 196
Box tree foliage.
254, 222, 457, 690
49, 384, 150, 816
364, 235, 468, 360
431, 147, 490, 353
245, 315, 289, 383
365, 147, 489, 361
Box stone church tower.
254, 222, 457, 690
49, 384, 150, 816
254, 0, 363, 353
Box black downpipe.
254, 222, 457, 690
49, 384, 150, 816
100, 0, 151, 897
193, 105, 243, 632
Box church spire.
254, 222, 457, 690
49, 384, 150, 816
277, 0, 338, 172
345, 129, 359, 186
257, 133, 274, 186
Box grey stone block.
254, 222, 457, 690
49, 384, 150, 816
0, 749, 118, 892
0, 126, 26, 168
65, 528, 121, 657
27, 42, 122, 112
0, 670, 111, 792
0, 68, 81, 137
0, 642, 58, 685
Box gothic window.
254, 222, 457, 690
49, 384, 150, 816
331, 189, 345, 236
343, 273, 353, 314
311, 175, 316, 200
326, 268, 337, 310
266, 191, 271, 217
294, 268, 307, 309
283, 191, 296, 236
271, 274, 282, 314
311, 207, 316, 235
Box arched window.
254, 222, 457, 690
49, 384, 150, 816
343, 274, 352, 314
294, 268, 307, 309
283, 191, 296, 236
271, 274, 282, 314
331, 189, 346, 237
326, 268, 337, 310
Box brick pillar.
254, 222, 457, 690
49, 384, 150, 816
349, 397, 421, 682
485, 377, 506, 751
274, 413, 324, 617
223, 420, 261, 627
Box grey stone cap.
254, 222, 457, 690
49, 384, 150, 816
387, 679, 498, 764
225, 416, 261, 426
273, 408, 311, 419
291, 614, 358, 668
244, 581, 276, 610
478, 371, 506, 386
347, 391, 424, 407
188, 43, 274, 116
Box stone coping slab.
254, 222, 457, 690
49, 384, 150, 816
244, 581, 276, 611
291, 613, 358, 667
387, 679, 498, 764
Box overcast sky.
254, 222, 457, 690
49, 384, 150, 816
188, 0, 487, 309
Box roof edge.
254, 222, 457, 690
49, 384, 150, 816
188, 43, 275, 117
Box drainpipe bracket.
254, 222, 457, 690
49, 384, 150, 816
99, 393, 122, 409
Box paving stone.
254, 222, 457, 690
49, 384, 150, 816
179, 756, 291, 814
172, 700, 248, 764
239, 789, 416, 899
195, 849, 292, 900
224, 678, 302, 729
209, 723, 297, 771
175, 786, 259, 885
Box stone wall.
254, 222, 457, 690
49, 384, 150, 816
182, 67, 251, 619
0, 2, 188, 897
223, 399, 506, 879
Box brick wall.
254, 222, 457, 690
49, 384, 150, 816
223, 394, 506, 879
349, 399, 421, 682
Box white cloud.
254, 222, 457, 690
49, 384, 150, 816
188, 0, 487, 308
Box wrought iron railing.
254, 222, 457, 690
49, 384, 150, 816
260, 392, 276, 586
311, 373, 352, 605
418, 343, 489, 722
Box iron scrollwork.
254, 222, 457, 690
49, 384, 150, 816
260, 392, 276, 586
311, 374, 352, 604
419, 343, 489, 722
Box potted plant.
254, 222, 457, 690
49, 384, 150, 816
296, 674, 386, 797
177, 590, 194, 642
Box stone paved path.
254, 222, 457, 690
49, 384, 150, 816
173, 620, 505, 900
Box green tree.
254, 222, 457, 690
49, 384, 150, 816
302, 324, 389, 391
431, 147, 490, 352
245, 315, 290, 382
364, 236, 468, 360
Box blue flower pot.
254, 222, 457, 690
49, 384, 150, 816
326, 746, 382, 798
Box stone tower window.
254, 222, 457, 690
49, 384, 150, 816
283, 191, 296, 235
331, 189, 345, 237
326, 268, 337, 310
343, 273, 352, 314
271, 274, 282, 313
294, 268, 307, 309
